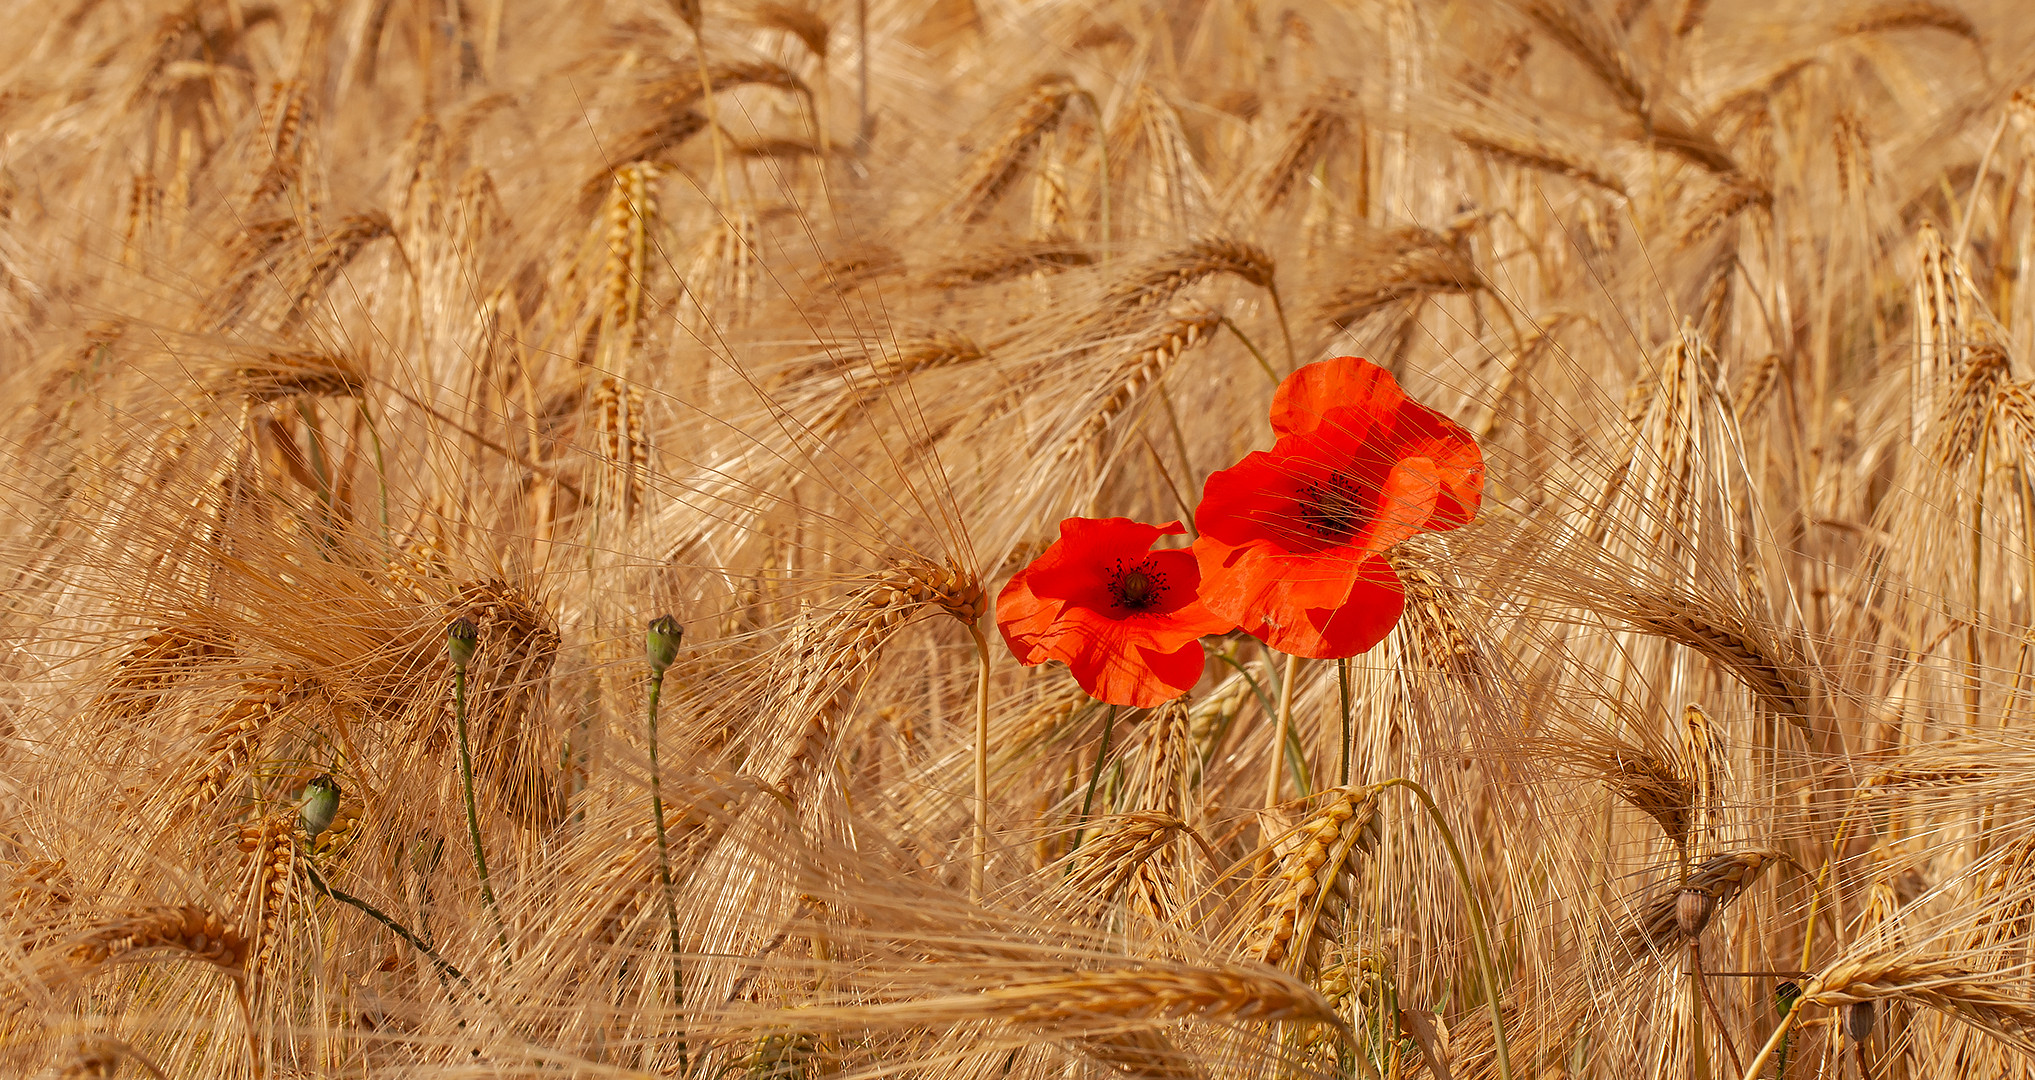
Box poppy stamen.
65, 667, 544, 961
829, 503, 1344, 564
1109, 560, 1166, 611
1298, 470, 1369, 539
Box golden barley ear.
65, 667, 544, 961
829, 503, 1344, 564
52, 1036, 169, 1080
441, 578, 565, 827
1312, 226, 1483, 328
954, 74, 1082, 224
1454, 126, 1628, 197
1247, 785, 1381, 971
69, 905, 249, 975
1621, 848, 1782, 958
1836, 1, 1981, 45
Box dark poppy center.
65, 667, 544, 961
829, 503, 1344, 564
1109, 560, 1166, 611
1298, 470, 1373, 539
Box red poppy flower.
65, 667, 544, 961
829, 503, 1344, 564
997, 518, 1236, 708
1193, 356, 1483, 659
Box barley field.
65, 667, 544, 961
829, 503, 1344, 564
3, 0, 2034, 1076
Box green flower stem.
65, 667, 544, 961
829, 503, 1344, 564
453, 668, 509, 955
1377, 777, 1512, 1080
1741, 1003, 1803, 1080
303, 861, 472, 991
1337, 658, 1352, 787
1069, 705, 1119, 855
646, 669, 690, 1072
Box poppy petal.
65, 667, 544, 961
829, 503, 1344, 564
1246, 555, 1408, 659
1055, 607, 1203, 708
1026, 518, 1185, 608
1270, 356, 1408, 439
994, 516, 1234, 707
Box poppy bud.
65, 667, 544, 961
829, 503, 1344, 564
447, 617, 478, 671
647, 615, 683, 674
300, 774, 341, 839
1774, 980, 1801, 1018
1675, 888, 1714, 938
1845, 1000, 1876, 1043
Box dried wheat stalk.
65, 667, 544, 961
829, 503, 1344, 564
70, 905, 248, 974
1837, 1, 1981, 44
1456, 126, 1628, 196
1616, 589, 1814, 723
1062, 304, 1223, 456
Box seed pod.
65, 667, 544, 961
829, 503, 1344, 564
446, 617, 478, 671
647, 614, 683, 674
1845, 1000, 1876, 1042
1675, 887, 1714, 938
300, 774, 341, 839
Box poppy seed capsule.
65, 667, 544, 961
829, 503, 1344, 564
1675, 888, 1714, 938
300, 774, 341, 839
446, 617, 478, 671
647, 615, 683, 674
1845, 1000, 1876, 1042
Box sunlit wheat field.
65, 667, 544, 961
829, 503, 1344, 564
3, 0, 2035, 1076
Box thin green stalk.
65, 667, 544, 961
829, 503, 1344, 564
1741, 1002, 1803, 1080
1221, 315, 1282, 387
1378, 777, 1512, 1080
452, 667, 509, 955
1338, 658, 1352, 786
354, 398, 390, 544
645, 669, 690, 1071
1267, 283, 1298, 370
303, 861, 471, 990
1070, 705, 1118, 855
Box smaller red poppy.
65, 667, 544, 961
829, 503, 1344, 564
997, 517, 1236, 708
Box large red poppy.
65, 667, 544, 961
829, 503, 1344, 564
1193, 357, 1483, 659
997, 518, 1236, 708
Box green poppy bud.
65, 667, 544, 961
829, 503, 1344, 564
300, 774, 342, 839
447, 617, 478, 671
1774, 980, 1801, 1018
647, 615, 683, 674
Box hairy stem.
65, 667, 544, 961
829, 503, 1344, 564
304, 861, 470, 989
1741, 1001, 1802, 1080
453, 669, 509, 955
646, 671, 690, 1071
1338, 657, 1352, 787
1071, 704, 1119, 855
